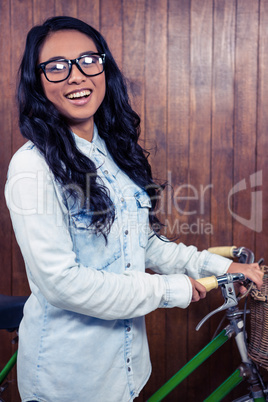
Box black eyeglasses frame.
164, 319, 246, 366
37, 53, 106, 83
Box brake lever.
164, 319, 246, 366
196, 273, 245, 331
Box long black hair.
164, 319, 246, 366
18, 16, 163, 238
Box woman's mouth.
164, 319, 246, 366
66, 90, 92, 99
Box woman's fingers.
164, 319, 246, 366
189, 277, 207, 302
227, 262, 264, 289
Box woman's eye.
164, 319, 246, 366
47, 63, 67, 73
82, 56, 97, 66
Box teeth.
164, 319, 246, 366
67, 90, 91, 99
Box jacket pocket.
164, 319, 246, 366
135, 191, 152, 248
70, 213, 122, 272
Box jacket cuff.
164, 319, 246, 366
160, 274, 192, 309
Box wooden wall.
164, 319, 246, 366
0, 0, 268, 401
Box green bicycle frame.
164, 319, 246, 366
148, 328, 266, 402
148, 329, 229, 401
0, 351, 17, 385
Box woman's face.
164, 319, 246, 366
38, 29, 106, 141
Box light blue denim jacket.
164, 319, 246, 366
5, 125, 231, 402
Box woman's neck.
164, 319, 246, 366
70, 119, 94, 142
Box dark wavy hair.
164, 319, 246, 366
18, 16, 163, 239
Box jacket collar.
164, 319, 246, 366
72, 124, 107, 157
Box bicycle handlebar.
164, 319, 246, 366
196, 273, 246, 330
207, 246, 237, 258
196, 245, 256, 292
196, 276, 218, 292
197, 273, 245, 292
194, 245, 257, 330
208, 245, 255, 264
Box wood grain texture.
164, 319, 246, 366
122, 0, 146, 139
256, 0, 268, 264
210, 0, 237, 397
33, 0, 55, 25
164, 1, 191, 399
211, 0, 235, 248
143, 1, 168, 399
189, 0, 213, 251
188, 1, 213, 399
166, 0, 190, 238
233, 0, 259, 249
144, 0, 168, 183
100, 0, 123, 69
55, 0, 77, 17
78, 0, 100, 30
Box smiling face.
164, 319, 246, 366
38, 30, 106, 141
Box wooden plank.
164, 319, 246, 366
233, 0, 259, 250
144, 0, 167, 180
100, 0, 123, 69
256, 0, 268, 264
187, 0, 213, 400
165, 0, 191, 399
10, 1, 32, 298
78, 0, 100, 30
55, 0, 77, 17
33, 0, 55, 25
122, 0, 146, 140
10, 1, 32, 154
211, 0, 235, 249
188, 0, 213, 251
166, 0, 190, 241
210, 0, 236, 395
142, 0, 168, 399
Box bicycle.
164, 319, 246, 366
0, 247, 267, 402
148, 246, 268, 402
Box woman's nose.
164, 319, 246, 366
67, 64, 86, 84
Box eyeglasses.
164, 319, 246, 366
38, 53, 106, 83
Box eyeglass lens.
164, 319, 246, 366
44, 55, 104, 82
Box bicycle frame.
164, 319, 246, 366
148, 247, 267, 402
0, 351, 17, 387
148, 306, 266, 402
148, 328, 231, 401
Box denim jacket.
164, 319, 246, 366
5, 125, 231, 402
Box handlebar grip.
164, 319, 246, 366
208, 246, 237, 258
196, 276, 218, 292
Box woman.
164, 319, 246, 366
5, 16, 262, 402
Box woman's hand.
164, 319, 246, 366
189, 277, 207, 302
227, 262, 264, 293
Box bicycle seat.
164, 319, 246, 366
0, 295, 28, 331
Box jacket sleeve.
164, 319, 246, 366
5, 148, 194, 319
145, 232, 232, 278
